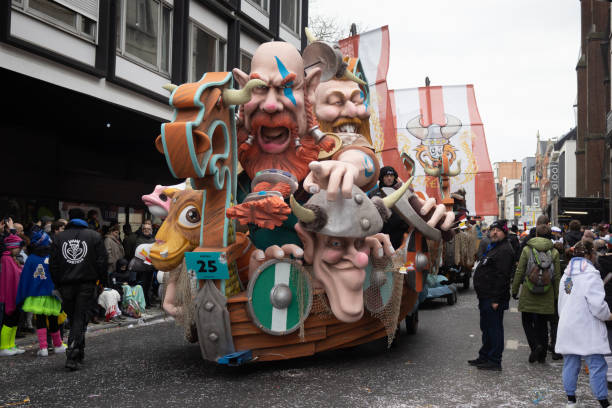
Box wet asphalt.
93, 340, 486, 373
0, 283, 603, 408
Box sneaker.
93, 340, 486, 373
468, 357, 487, 366
54, 344, 67, 354
0, 348, 17, 356
11, 347, 26, 355
565, 403, 579, 407
37, 348, 48, 357
476, 361, 502, 371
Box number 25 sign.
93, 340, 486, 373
185, 251, 229, 280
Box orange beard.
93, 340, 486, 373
318, 117, 372, 146
240, 111, 322, 183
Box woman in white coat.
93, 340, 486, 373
557, 240, 612, 408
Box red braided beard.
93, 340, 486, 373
239, 110, 321, 182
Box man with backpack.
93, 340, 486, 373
511, 224, 561, 364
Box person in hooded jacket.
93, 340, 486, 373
556, 240, 612, 408
368, 166, 410, 249
0, 234, 25, 356
511, 224, 561, 364
16, 228, 66, 357
50, 208, 107, 370
565, 220, 584, 249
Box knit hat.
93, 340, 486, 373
4, 234, 23, 249
489, 220, 508, 235
29, 229, 51, 248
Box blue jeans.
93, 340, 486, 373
563, 354, 609, 400
478, 298, 508, 365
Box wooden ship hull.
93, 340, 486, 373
224, 283, 419, 363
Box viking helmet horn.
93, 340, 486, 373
162, 83, 178, 93
304, 27, 318, 44
446, 160, 462, 177
382, 177, 414, 208
290, 195, 316, 223
342, 69, 367, 86
222, 79, 266, 106
423, 166, 441, 177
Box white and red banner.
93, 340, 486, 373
339, 26, 405, 179
390, 85, 498, 216
339, 28, 497, 216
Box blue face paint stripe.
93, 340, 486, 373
363, 154, 375, 178
274, 56, 297, 106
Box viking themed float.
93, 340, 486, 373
148, 34, 456, 365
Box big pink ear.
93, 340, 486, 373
295, 223, 315, 264
232, 68, 249, 89
304, 67, 322, 105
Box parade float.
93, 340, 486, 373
147, 31, 457, 365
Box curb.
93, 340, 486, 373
15, 310, 168, 348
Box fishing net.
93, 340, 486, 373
365, 248, 405, 347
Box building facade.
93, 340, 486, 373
493, 160, 521, 222
519, 156, 540, 227
0, 0, 308, 226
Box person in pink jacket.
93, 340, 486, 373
0, 234, 25, 356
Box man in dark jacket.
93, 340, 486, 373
564, 219, 583, 248
368, 166, 409, 249
50, 208, 107, 370
470, 219, 516, 370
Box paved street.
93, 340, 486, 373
0, 285, 602, 408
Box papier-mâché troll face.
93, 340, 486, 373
232, 42, 322, 182
293, 182, 411, 322
314, 76, 371, 144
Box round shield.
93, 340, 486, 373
363, 260, 394, 314
247, 259, 313, 336
302, 41, 343, 82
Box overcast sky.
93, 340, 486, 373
309, 0, 580, 164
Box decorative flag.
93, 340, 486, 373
390, 85, 498, 216
339, 26, 405, 181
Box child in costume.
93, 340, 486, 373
556, 240, 612, 408
0, 234, 26, 356
16, 229, 66, 357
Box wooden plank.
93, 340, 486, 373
231, 321, 263, 336
326, 316, 379, 337
303, 313, 338, 329
229, 307, 251, 323
333, 329, 387, 350
227, 292, 248, 304
233, 325, 326, 350
314, 320, 384, 353
253, 342, 316, 362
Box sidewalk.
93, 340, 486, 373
16, 305, 167, 348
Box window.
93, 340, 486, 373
12, 0, 98, 42
532, 192, 540, 207
189, 23, 226, 82
240, 51, 252, 74
280, 0, 300, 33
529, 170, 535, 184
116, 0, 172, 75
247, 0, 269, 13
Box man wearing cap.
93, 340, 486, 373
369, 166, 410, 249
470, 220, 516, 370
50, 208, 107, 370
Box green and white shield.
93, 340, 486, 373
247, 259, 312, 336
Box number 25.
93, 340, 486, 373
197, 260, 218, 273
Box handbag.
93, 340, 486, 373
0, 302, 5, 327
